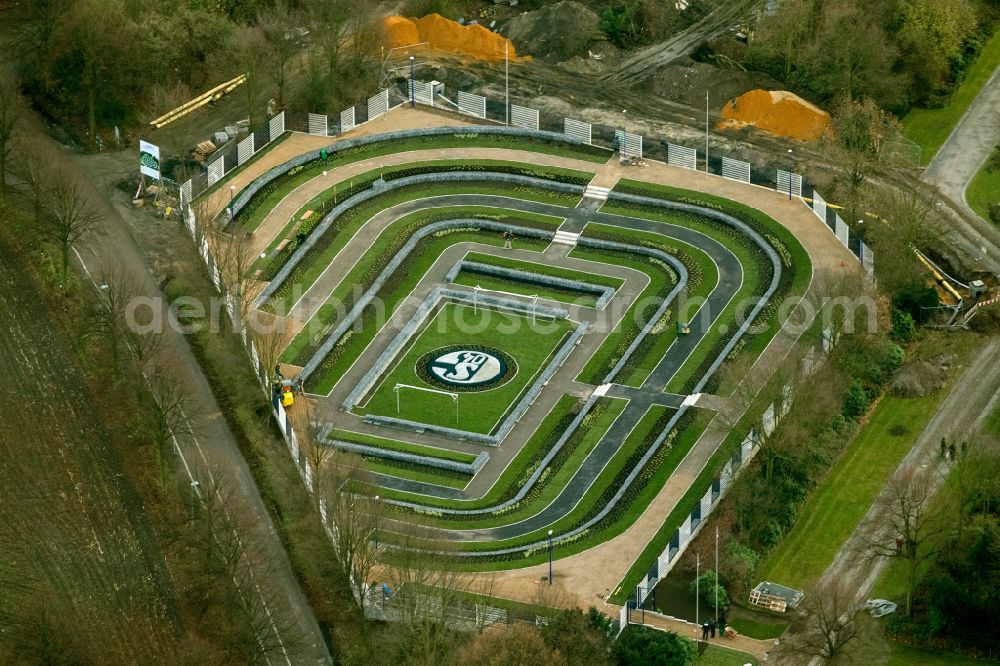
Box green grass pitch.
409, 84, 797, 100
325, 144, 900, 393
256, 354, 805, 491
356, 302, 576, 434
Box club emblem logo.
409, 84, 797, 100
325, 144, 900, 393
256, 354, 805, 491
427, 349, 507, 387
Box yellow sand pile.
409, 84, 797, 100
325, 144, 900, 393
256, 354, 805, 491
718, 89, 831, 141
381, 14, 530, 62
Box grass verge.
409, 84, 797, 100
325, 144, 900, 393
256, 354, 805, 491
756, 390, 953, 589
965, 158, 1000, 225
900, 26, 1000, 165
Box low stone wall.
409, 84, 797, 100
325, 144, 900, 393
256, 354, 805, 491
321, 436, 489, 475
448, 260, 617, 309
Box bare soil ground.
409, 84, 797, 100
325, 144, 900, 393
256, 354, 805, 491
0, 232, 179, 662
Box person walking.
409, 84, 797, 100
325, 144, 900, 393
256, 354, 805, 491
709, 619, 716, 638
701, 621, 709, 640
718, 612, 727, 638
503, 230, 513, 249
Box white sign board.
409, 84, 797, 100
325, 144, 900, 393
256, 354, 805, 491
139, 140, 161, 180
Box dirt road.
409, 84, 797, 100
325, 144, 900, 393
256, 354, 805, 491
64, 147, 332, 663
601, 0, 758, 85
817, 337, 1000, 601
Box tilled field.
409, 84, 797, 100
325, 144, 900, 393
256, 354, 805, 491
0, 236, 180, 662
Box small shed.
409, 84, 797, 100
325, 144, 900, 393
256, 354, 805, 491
749, 581, 804, 613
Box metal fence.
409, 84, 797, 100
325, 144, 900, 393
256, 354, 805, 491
398, 78, 874, 271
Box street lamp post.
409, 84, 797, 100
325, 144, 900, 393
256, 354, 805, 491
409, 56, 415, 108
373, 495, 380, 551
787, 149, 794, 200
548, 529, 554, 585
857, 219, 865, 261
705, 90, 709, 173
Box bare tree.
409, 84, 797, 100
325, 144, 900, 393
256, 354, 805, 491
259, 2, 303, 111
211, 225, 266, 328
860, 465, 946, 616
0, 73, 24, 198
145, 364, 197, 486
41, 176, 101, 295
13, 139, 52, 227
94, 263, 163, 373
778, 579, 873, 664
387, 534, 486, 666
321, 452, 385, 613
186, 470, 302, 662
298, 397, 332, 511
249, 318, 290, 389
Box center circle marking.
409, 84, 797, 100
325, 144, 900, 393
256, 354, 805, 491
418, 346, 515, 391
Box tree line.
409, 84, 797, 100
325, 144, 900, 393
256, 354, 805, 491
1, 0, 382, 148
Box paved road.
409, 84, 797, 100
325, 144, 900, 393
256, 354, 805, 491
817, 338, 1000, 603
69, 151, 332, 664
921, 61, 1000, 276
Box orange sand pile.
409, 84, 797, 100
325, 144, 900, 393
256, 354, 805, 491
718, 89, 831, 141
381, 13, 530, 62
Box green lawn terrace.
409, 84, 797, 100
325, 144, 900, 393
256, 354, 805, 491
355, 302, 578, 435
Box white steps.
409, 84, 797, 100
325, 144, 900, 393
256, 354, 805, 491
584, 185, 610, 201
552, 230, 580, 246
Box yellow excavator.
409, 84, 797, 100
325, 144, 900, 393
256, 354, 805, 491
273, 365, 296, 408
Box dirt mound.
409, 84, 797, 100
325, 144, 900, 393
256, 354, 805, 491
890, 356, 951, 397
381, 13, 529, 63
505, 1, 599, 62
718, 89, 831, 142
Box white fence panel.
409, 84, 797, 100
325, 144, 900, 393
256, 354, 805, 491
812, 189, 827, 223
183, 204, 195, 237
776, 169, 802, 197
368, 89, 389, 119
288, 420, 300, 463
781, 384, 794, 417
699, 489, 713, 520
835, 215, 850, 247
823, 326, 833, 352
721, 157, 750, 183
762, 403, 776, 436
269, 111, 285, 138
340, 107, 356, 132
564, 118, 591, 144
457, 91, 486, 118
667, 143, 697, 170
414, 80, 434, 106
861, 242, 875, 274
741, 432, 754, 460
237, 135, 254, 165
307, 113, 328, 136
510, 104, 539, 130
720, 460, 735, 489
615, 130, 642, 158
206, 157, 224, 186
179, 179, 192, 209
